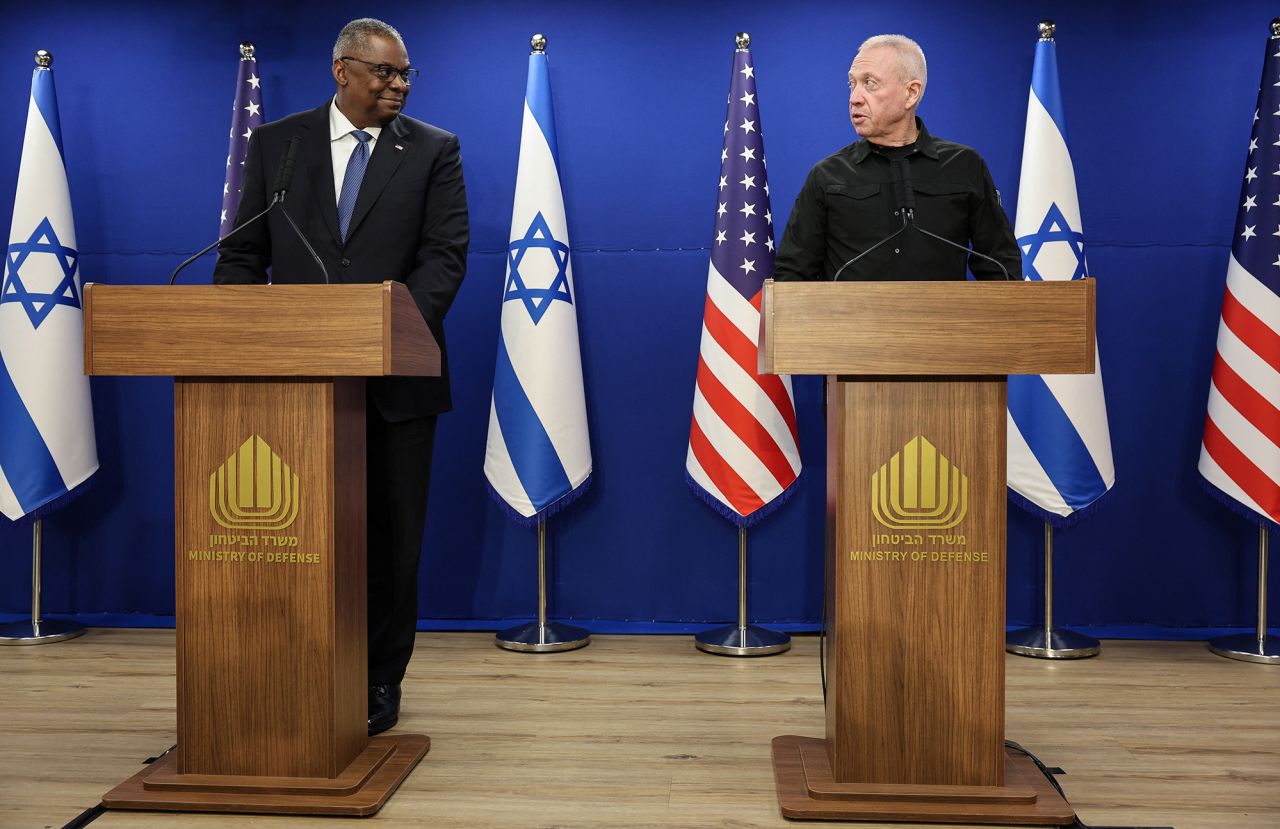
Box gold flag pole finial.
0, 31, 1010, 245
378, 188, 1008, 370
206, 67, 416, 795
239, 41, 255, 60
736, 32, 751, 51
34, 50, 52, 69
1038, 20, 1056, 42
530, 33, 546, 54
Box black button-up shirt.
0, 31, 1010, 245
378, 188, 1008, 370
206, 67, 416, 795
774, 119, 1020, 281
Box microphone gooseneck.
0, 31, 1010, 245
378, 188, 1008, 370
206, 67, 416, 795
831, 212, 910, 281
170, 192, 279, 285
272, 136, 300, 199
280, 206, 330, 285
831, 153, 1012, 282
172, 135, 330, 285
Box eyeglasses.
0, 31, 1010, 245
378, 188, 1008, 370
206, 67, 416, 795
339, 56, 419, 85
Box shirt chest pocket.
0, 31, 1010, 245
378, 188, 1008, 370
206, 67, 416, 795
825, 183, 882, 203
911, 181, 971, 240
823, 183, 890, 237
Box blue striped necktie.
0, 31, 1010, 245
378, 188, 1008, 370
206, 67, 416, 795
337, 129, 372, 243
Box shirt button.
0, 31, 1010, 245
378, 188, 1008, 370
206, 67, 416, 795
341, 258, 351, 267
894, 248, 900, 254
894, 210, 900, 216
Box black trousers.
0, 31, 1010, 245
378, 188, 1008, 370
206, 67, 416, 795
366, 405, 437, 686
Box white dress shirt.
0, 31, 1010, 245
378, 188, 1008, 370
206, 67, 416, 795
329, 98, 383, 204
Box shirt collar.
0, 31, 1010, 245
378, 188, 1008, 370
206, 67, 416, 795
849, 117, 938, 163
329, 98, 383, 142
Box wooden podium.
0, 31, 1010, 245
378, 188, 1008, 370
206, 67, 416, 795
84, 282, 435, 816
761, 279, 1093, 825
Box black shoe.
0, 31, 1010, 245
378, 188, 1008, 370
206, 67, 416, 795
368, 683, 401, 736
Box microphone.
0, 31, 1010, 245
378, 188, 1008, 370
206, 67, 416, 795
892, 156, 915, 219
894, 157, 1011, 281
171, 136, 328, 285
271, 136, 328, 283
830, 154, 914, 281
273, 136, 300, 199
831, 154, 1012, 282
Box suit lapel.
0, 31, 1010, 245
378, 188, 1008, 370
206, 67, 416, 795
346, 116, 411, 244
301, 103, 341, 248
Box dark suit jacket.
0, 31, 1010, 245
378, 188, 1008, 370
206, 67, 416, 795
213, 102, 470, 420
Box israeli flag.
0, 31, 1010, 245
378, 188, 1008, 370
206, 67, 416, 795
1007, 34, 1114, 525
0, 61, 98, 522
484, 48, 591, 525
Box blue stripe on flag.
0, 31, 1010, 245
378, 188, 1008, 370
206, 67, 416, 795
1008, 374, 1107, 510
1030, 40, 1068, 143
492, 334, 571, 511
31, 68, 65, 162
0, 351, 65, 515
525, 53, 559, 170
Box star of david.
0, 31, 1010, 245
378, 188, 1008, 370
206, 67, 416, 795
2, 217, 81, 329
1016, 202, 1086, 281
504, 211, 572, 325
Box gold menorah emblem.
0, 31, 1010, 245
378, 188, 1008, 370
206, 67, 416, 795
209, 435, 300, 531
871, 436, 968, 530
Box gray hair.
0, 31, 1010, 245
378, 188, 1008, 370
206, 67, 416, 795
333, 18, 404, 60
857, 34, 927, 100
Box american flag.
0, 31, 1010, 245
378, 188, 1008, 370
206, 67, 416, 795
219, 42, 263, 237
1199, 26, 1280, 524
686, 38, 801, 526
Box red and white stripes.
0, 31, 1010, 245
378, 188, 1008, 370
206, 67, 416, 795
1200, 254, 1280, 521
687, 263, 800, 521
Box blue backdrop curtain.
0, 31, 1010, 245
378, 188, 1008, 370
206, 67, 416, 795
0, 0, 1271, 633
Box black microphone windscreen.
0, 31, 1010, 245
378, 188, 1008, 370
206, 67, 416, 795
273, 137, 300, 197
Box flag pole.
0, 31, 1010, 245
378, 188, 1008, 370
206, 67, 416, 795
0, 519, 85, 645
1210, 525, 1279, 664
1005, 521, 1099, 658
695, 527, 790, 656
495, 517, 590, 653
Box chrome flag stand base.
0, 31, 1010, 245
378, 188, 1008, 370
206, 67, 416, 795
1210, 526, 1279, 665
495, 620, 590, 653
496, 519, 590, 653
1209, 633, 1280, 664
1006, 521, 1098, 659
695, 624, 790, 656
0, 520, 85, 646
1005, 625, 1098, 659
695, 527, 790, 657
0, 617, 85, 645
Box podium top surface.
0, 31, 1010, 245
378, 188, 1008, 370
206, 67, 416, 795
760, 279, 1095, 376
83, 281, 439, 378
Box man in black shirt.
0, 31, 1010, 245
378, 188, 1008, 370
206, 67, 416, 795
775, 35, 1019, 281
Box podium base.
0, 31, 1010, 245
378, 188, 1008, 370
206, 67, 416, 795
694, 624, 790, 656
101, 734, 429, 816
1005, 626, 1100, 659
771, 736, 1074, 824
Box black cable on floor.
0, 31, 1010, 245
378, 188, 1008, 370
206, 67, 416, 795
55, 744, 178, 828
818, 589, 827, 706
1005, 739, 1174, 829
59, 804, 105, 829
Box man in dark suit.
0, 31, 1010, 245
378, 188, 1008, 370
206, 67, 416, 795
213, 17, 469, 736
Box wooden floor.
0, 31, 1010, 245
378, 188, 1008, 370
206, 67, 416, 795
2, 630, 1277, 829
